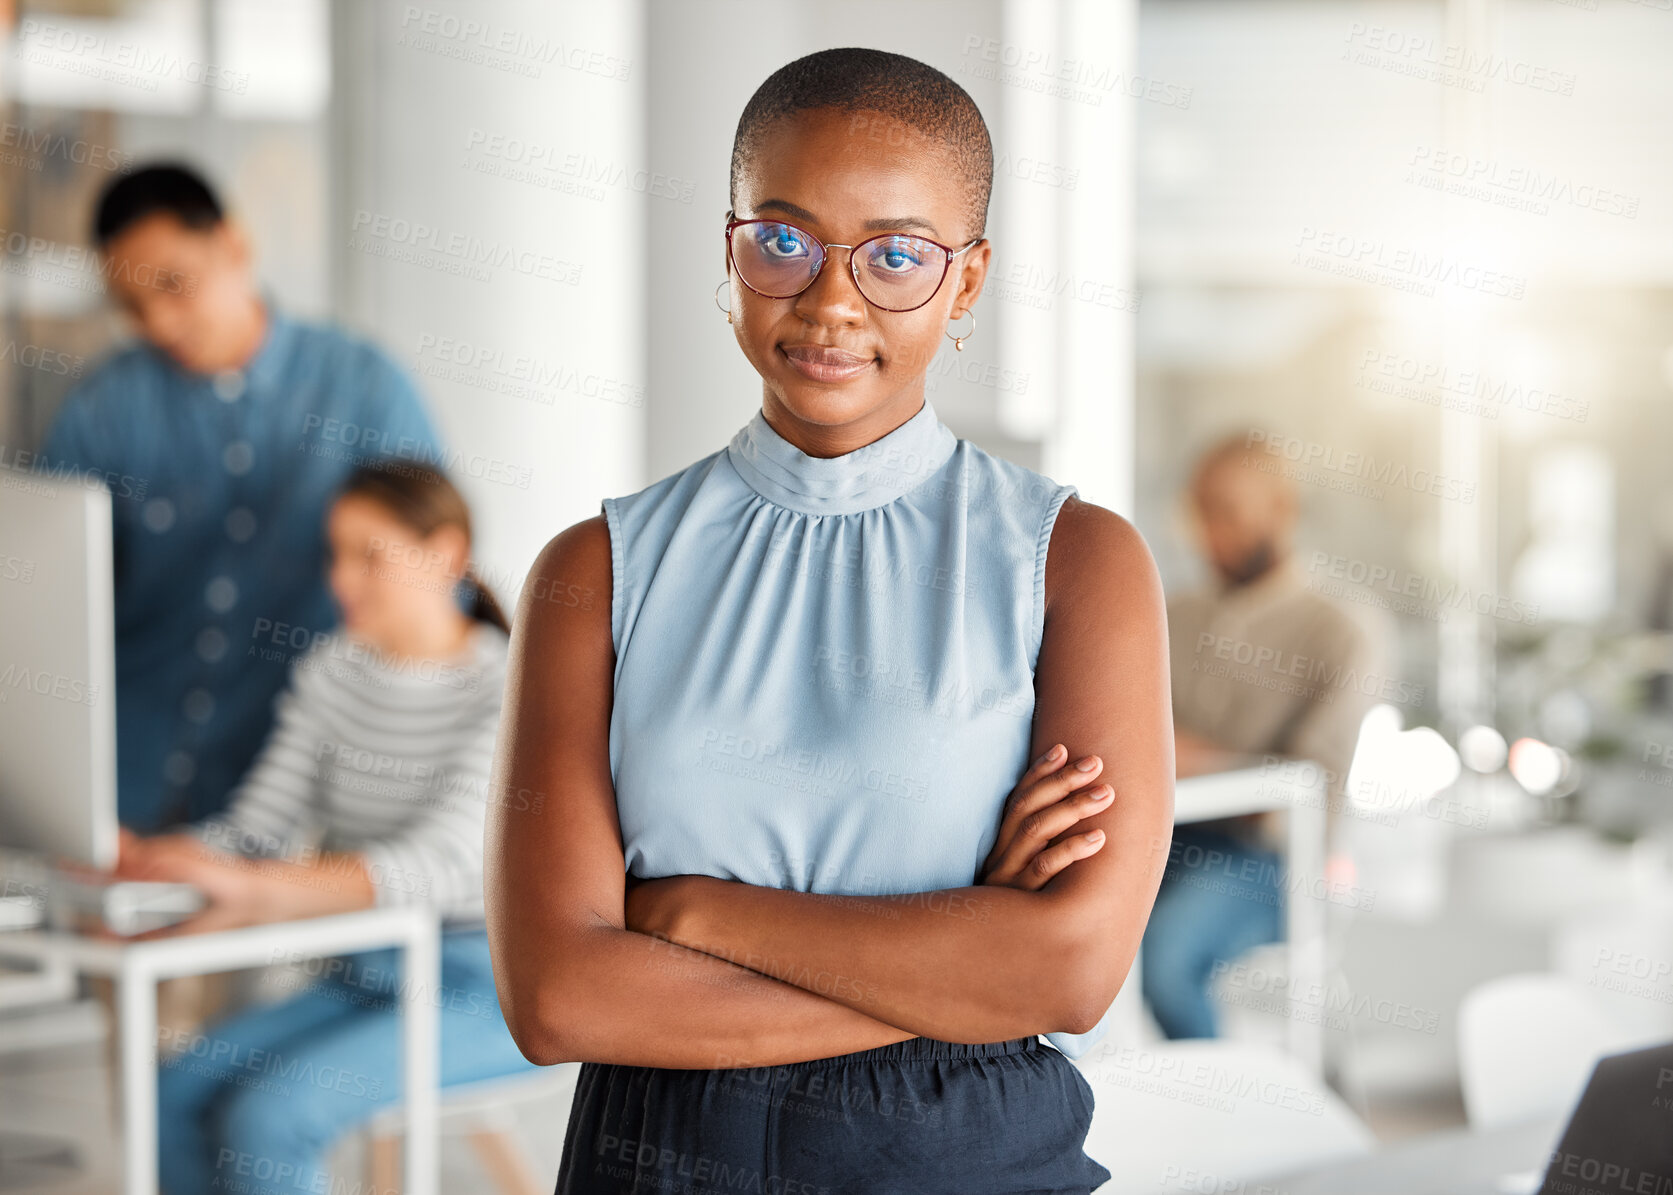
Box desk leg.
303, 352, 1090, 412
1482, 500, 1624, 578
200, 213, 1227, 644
1287, 797, 1328, 1078
401, 916, 440, 1195
117, 959, 158, 1195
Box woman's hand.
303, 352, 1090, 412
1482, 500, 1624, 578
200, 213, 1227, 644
113, 825, 149, 875
112, 829, 263, 918
113, 827, 208, 880
978, 744, 1112, 890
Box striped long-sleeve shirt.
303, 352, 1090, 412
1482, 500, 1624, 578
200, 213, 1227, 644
190, 623, 511, 923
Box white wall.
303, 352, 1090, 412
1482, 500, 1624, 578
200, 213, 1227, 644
332, 0, 647, 601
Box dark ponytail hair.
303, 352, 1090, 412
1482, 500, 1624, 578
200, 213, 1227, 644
337, 461, 511, 635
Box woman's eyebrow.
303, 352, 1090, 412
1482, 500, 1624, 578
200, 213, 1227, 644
755, 198, 941, 238
754, 198, 821, 224
861, 215, 941, 236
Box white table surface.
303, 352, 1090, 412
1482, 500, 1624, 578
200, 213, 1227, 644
1262, 1112, 1565, 1195
1073, 1039, 1375, 1193
0, 905, 440, 1195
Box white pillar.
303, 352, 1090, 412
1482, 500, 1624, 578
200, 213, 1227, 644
332, 0, 648, 595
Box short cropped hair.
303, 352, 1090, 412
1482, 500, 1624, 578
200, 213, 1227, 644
93, 163, 224, 245
729, 47, 995, 241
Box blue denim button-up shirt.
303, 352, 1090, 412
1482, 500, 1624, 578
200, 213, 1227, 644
35, 301, 443, 831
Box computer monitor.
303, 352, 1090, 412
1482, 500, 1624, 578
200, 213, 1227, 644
0, 469, 117, 869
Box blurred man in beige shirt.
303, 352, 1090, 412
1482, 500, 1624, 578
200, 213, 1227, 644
1143, 435, 1395, 1039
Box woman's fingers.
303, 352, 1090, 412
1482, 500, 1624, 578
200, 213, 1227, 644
992, 754, 1106, 850
977, 749, 1110, 888
1012, 829, 1109, 892
1006, 752, 1105, 818
981, 752, 1104, 874
990, 823, 1110, 890
1026, 743, 1068, 782
986, 782, 1113, 884
979, 746, 1071, 878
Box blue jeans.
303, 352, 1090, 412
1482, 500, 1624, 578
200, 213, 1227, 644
157, 925, 539, 1194
1140, 824, 1284, 1040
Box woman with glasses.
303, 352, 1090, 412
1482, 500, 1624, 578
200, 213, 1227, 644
487, 47, 1172, 1193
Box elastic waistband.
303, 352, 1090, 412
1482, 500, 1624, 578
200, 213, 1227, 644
788, 1034, 1041, 1069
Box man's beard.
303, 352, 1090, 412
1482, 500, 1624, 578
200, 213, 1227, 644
1221, 540, 1275, 587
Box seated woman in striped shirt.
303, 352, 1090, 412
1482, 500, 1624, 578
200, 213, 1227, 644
115, 460, 539, 1194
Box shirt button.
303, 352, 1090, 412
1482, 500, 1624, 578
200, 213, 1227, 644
183, 688, 215, 724
142, 498, 176, 533
205, 575, 238, 612
196, 626, 228, 662
212, 371, 246, 402
223, 440, 255, 476
163, 750, 197, 785
225, 506, 258, 543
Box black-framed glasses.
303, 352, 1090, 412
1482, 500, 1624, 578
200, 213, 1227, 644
725, 212, 982, 313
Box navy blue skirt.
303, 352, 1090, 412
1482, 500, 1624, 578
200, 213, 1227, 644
555, 1034, 1111, 1194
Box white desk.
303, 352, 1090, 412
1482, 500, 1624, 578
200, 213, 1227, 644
1106, 763, 1331, 1075
0, 906, 440, 1195
1074, 1039, 1374, 1192
1262, 1111, 1564, 1194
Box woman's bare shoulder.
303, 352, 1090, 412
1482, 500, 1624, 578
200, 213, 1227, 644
1044, 494, 1159, 612
528, 514, 611, 589
515, 515, 614, 645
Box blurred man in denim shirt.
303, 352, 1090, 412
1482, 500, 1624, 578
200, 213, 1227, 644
36, 163, 444, 834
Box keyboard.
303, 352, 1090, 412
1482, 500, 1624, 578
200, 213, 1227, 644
0, 850, 207, 937
45, 871, 206, 937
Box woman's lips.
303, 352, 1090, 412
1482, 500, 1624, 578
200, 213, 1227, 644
780, 344, 875, 383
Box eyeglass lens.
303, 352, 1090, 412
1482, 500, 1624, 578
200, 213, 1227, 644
730, 221, 949, 311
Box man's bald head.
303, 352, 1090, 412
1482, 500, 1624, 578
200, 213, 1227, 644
1187, 435, 1298, 586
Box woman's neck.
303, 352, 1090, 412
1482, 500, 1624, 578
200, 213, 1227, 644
759, 387, 926, 459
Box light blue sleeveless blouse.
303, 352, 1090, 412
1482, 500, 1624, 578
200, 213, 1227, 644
601, 395, 1114, 1057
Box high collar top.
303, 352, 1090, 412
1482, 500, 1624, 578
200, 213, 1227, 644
725, 397, 959, 517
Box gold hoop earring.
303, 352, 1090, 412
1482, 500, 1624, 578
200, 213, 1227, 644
714, 279, 733, 324
946, 309, 975, 352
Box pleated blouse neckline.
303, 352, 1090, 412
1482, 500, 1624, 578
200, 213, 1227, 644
725, 396, 958, 516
